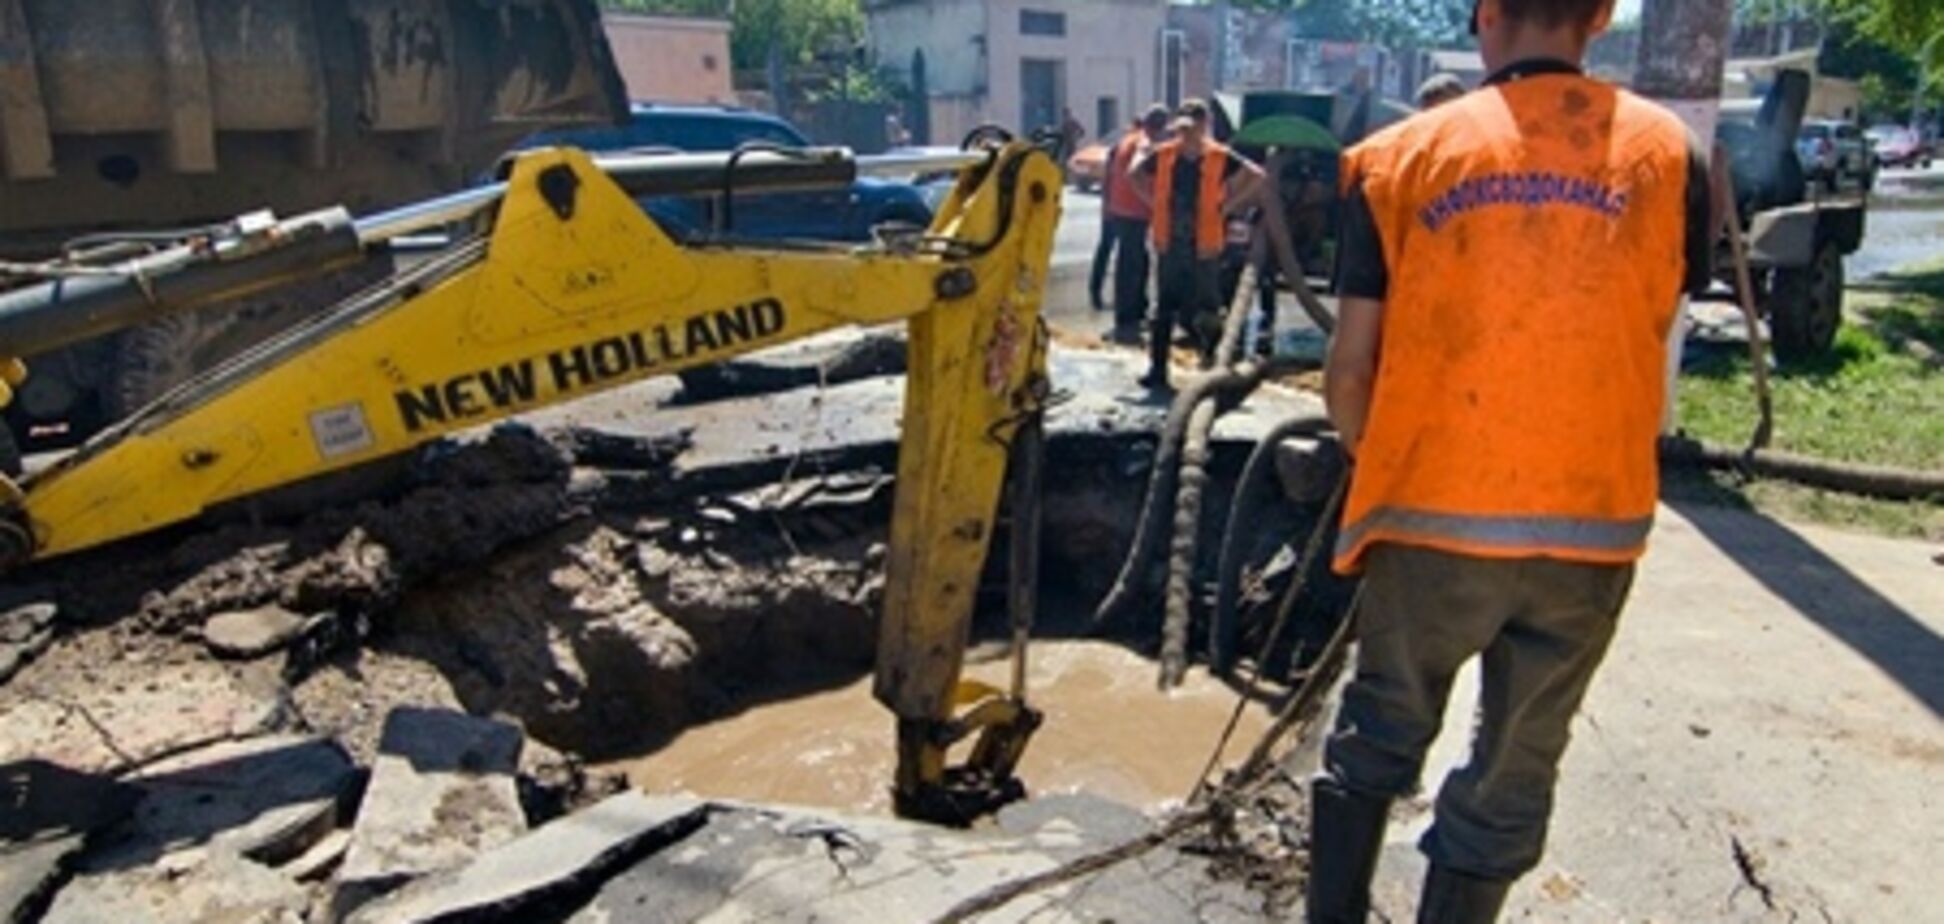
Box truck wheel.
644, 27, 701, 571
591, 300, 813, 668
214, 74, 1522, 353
105, 314, 207, 419
1768, 242, 1844, 362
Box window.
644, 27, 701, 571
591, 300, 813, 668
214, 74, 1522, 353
1096, 97, 1119, 138
1020, 9, 1065, 37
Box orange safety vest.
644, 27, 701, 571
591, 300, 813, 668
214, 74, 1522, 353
1332, 74, 1692, 574
1150, 140, 1230, 257
1104, 130, 1151, 220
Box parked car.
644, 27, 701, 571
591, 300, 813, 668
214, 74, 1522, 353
1796, 119, 1874, 191
1867, 125, 1933, 169
1066, 135, 1119, 192
516, 103, 932, 241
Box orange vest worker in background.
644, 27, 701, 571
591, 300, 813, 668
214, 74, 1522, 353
1311, 1, 1712, 922
1093, 106, 1172, 343
1132, 100, 1262, 391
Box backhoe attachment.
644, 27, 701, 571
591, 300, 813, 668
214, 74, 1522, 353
0, 139, 1063, 824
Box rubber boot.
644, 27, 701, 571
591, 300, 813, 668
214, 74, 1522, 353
1305, 777, 1392, 924
1416, 864, 1511, 924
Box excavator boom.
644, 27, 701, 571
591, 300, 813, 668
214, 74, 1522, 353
0, 141, 1064, 822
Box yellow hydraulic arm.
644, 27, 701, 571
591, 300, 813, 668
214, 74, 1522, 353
0, 141, 1063, 822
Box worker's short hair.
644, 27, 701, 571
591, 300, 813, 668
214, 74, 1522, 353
1177, 99, 1211, 124
1416, 73, 1466, 106
1493, 0, 1609, 31
1142, 104, 1171, 131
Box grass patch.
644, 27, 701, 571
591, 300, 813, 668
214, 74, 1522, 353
1673, 260, 1943, 539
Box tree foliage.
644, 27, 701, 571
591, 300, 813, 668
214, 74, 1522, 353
1225, 0, 1475, 48
602, 0, 866, 72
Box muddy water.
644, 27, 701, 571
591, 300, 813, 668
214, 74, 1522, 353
609, 640, 1274, 814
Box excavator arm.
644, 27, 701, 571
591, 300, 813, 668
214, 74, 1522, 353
0, 141, 1063, 822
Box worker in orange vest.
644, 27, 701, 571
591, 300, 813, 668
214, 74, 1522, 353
1130, 99, 1264, 390
1092, 106, 1172, 343
1313, 1, 1713, 922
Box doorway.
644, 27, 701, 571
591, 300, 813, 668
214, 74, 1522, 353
1021, 58, 1063, 133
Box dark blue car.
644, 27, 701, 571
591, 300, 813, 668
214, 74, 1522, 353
517, 103, 932, 242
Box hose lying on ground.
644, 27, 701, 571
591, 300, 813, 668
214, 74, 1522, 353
1661, 436, 1944, 502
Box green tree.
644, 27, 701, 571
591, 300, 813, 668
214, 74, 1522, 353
1225, 0, 1475, 47
603, 0, 866, 72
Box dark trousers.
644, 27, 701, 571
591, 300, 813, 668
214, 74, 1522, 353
1106, 217, 1151, 331
1322, 544, 1633, 880
1150, 246, 1220, 377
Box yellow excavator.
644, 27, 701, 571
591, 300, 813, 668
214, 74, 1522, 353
0, 138, 1064, 823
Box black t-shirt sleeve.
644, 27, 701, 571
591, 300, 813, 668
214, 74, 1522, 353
1223, 154, 1246, 180
1135, 155, 1156, 177
1333, 180, 1388, 300
1682, 141, 1714, 297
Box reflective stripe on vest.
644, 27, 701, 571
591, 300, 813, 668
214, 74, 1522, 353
1336, 507, 1654, 565
1150, 141, 1228, 256
1331, 75, 1691, 574
1104, 131, 1150, 219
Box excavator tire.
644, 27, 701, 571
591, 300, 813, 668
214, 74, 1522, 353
1767, 241, 1844, 363
103, 257, 395, 420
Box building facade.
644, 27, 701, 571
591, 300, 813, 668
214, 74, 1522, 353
604, 14, 735, 105
866, 0, 1168, 144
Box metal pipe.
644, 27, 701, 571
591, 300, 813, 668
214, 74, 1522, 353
352, 147, 994, 246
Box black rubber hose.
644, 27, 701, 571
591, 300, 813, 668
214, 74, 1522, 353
1090, 359, 1298, 632
1661, 435, 1944, 501
1208, 415, 1334, 676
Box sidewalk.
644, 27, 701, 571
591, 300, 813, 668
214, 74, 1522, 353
1366, 502, 1942, 922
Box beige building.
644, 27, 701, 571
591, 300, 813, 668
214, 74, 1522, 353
866, 0, 1168, 144
604, 14, 734, 105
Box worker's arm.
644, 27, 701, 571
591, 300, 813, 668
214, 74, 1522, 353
1325, 296, 1383, 452
1223, 156, 1267, 216
1129, 152, 1156, 207
1326, 178, 1387, 454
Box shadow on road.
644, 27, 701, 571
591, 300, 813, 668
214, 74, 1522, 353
1664, 490, 1943, 717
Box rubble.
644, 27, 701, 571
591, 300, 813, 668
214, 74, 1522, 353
44, 848, 310, 924
0, 760, 137, 922
347, 792, 707, 924
0, 660, 287, 774
91, 735, 356, 869
202, 606, 312, 660
0, 604, 56, 684
335, 709, 528, 914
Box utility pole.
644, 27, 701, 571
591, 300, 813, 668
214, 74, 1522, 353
1633, 0, 1734, 143
1633, 0, 1734, 433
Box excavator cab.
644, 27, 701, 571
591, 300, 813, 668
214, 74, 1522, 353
0, 138, 1065, 823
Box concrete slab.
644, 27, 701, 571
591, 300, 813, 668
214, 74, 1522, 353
348, 791, 708, 924
202, 605, 309, 660
0, 760, 137, 922
44, 849, 308, 924
1355, 504, 1944, 922
566, 800, 1266, 924
0, 661, 284, 774
83, 735, 355, 871
337, 708, 527, 911
525, 343, 1324, 479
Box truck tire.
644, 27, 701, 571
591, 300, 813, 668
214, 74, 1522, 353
102, 258, 393, 420
1768, 242, 1844, 362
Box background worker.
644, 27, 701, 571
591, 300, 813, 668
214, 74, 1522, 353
1314, 0, 1712, 922
1091, 106, 1172, 342
1130, 100, 1264, 390
1416, 72, 1468, 109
